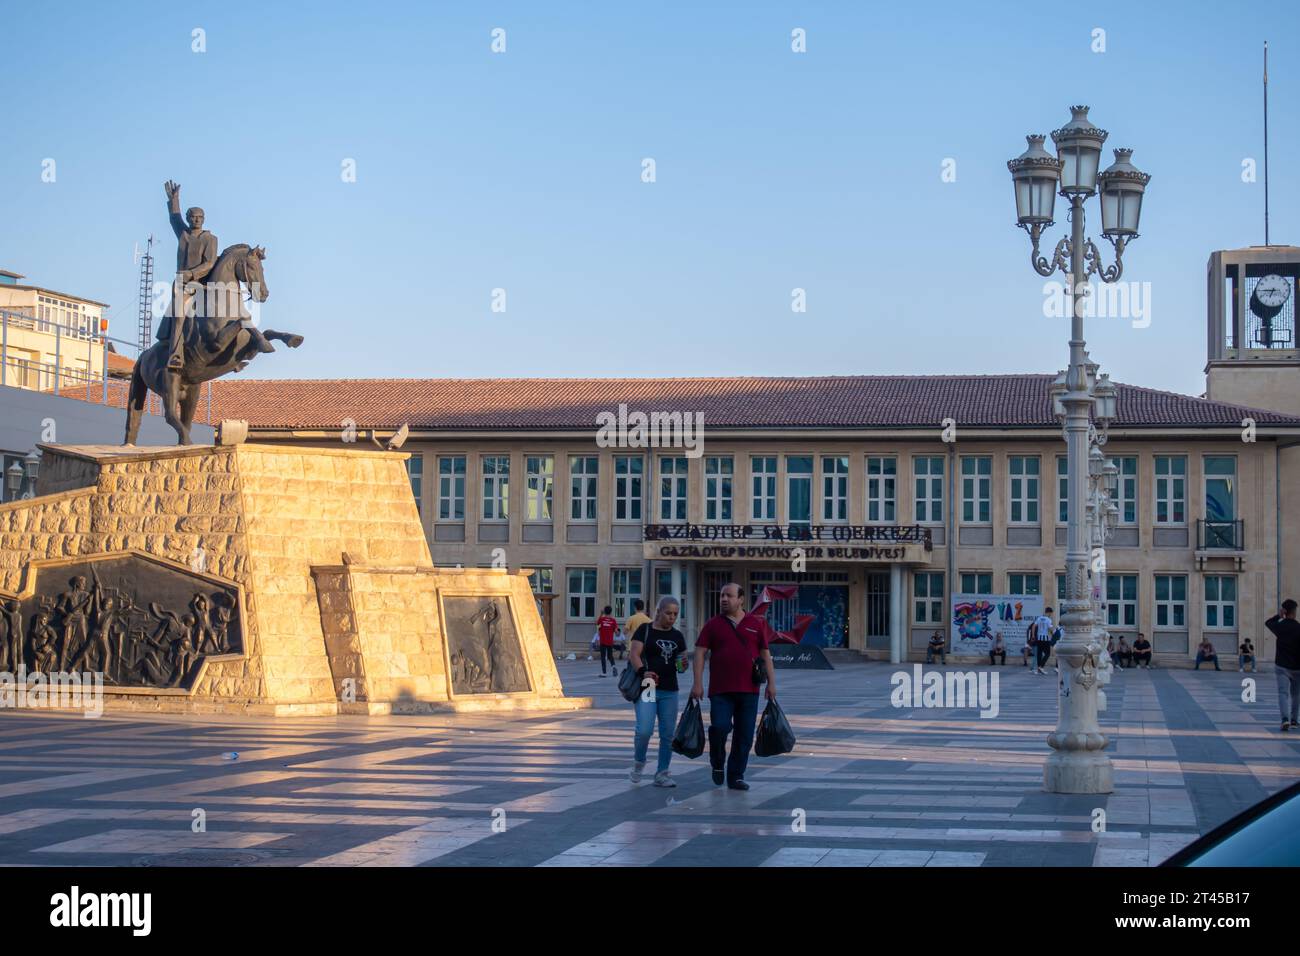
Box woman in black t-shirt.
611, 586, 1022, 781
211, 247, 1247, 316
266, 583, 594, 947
628, 596, 688, 788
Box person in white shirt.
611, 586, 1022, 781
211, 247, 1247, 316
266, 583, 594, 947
1030, 607, 1056, 675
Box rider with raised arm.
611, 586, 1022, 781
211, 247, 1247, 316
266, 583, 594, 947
160, 181, 218, 374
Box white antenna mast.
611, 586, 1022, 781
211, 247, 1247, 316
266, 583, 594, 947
1264, 41, 1270, 246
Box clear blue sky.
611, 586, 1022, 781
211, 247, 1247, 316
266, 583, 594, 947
2, 0, 1296, 396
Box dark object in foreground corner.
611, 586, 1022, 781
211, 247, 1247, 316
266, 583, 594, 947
754, 698, 797, 757
672, 698, 705, 758
1160, 779, 1300, 866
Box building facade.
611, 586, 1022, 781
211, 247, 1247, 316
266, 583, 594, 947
211, 373, 1300, 666
0, 268, 110, 392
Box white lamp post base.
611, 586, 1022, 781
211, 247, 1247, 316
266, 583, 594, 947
1044, 750, 1114, 794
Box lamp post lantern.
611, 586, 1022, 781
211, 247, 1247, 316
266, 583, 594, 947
5, 462, 23, 501
22, 450, 39, 499
1009, 106, 1150, 794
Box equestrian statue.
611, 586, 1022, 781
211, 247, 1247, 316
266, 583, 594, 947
124, 180, 303, 445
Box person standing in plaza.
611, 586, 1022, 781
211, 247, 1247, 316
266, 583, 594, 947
1266, 600, 1300, 732
627, 597, 687, 787
1030, 606, 1055, 675
595, 605, 619, 677
691, 583, 776, 791
626, 599, 652, 647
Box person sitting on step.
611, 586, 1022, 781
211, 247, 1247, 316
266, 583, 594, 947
925, 630, 947, 665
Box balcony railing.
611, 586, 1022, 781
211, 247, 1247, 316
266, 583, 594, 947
1197, 519, 1244, 551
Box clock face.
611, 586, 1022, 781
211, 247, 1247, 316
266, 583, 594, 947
1253, 274, 1291, 309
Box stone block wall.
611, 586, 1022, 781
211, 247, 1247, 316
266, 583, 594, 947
345, 568, 445, 705
0, 444, 581, 715
230, 446, 432, 705
0, 443, 434, 712
312, 566, 568, 713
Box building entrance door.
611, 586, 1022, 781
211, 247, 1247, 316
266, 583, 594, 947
866, 571, 890, 639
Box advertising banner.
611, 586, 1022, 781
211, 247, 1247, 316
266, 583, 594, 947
951, 593, 1045, 656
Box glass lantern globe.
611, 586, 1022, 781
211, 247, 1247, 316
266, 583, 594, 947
1098, 148, 1151, 238
1008, 134, 1062, 226
1093, 374, 1118, 426
5, 462, 23, 498
1104, 459, 1120, 496
1050, 370, 1068, 419
1051, 106, 1108, 195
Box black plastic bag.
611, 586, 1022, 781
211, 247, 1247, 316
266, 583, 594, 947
671, 698, 705, 758
754, 698, 796, 757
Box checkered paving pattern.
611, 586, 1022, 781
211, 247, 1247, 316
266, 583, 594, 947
0, 660, 1295, 867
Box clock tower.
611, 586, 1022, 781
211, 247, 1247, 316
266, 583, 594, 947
1206, 245, 1300, 415
1207, 245, 1300, 628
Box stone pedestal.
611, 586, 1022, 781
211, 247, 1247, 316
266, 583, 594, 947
0, 443, 588, 716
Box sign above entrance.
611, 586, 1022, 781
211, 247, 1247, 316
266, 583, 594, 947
643, 523, 933, 565
645, 541, 931, 565
642, 523, 933, 547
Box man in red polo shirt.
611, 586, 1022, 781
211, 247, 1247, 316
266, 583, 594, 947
691, 582, 776, 790
596, 605, 619, 677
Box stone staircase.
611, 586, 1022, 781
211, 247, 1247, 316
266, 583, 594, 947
820, 648, 872, 665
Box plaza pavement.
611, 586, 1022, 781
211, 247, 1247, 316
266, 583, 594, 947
0, 657, 1296, 867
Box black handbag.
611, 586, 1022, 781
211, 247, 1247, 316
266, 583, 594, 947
617, 664, 642, 702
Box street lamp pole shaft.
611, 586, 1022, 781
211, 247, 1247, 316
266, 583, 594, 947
1045, 194, 1113, 793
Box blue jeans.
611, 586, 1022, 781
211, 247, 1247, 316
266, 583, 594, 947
1277, 666, 1300, 724
1195, 651, 1220, 670
1239, 655, 1255, 671
708, 692, 759, 783
633, 689, 678, 773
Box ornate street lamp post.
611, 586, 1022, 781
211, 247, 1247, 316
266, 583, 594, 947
1009, 106, 1150, 794
22, 450, 39, 499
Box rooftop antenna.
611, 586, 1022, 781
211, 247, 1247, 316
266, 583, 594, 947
136, 234, 155, 353
1264, 41, 1270, 246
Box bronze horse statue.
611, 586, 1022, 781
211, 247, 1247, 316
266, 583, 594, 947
123, 244, 302, 445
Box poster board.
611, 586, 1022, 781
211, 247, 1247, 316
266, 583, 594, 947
950, 593, 1045, 656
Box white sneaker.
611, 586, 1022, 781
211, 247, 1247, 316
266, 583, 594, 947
653, 771, 676, 788
630, 761, 646, 783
